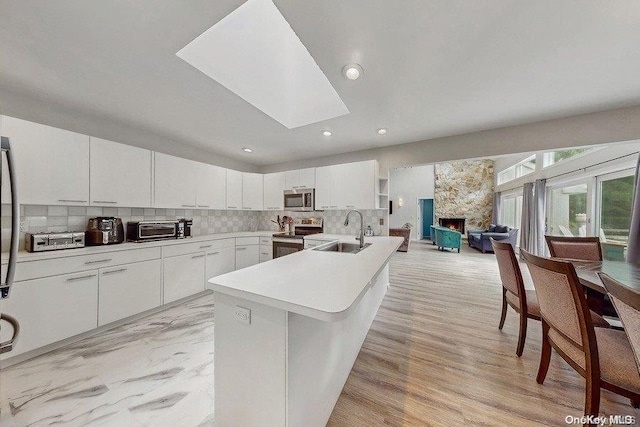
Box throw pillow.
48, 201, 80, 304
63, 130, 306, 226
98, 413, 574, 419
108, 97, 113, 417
488, 224, 497, 232
495, 225, 508, 233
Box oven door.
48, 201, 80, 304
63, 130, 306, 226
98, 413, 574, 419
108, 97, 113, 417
138, 223, 177, 240
272, 238, 304, 258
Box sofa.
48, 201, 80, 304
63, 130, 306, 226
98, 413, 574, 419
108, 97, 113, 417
467, 224, 518, 253
431, 225, 462, 253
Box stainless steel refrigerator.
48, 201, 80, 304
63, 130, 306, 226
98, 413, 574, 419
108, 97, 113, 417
1, 136, 20, 354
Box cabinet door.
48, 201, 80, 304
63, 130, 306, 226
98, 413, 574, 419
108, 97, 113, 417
329, 164, 347, 210
259, 244, 272, 262
263, 172, 285, 210
242, 172, 263, 210
298, 168, 316, 189
315, 166, 332, 210
285, 169, 299, 190
205, 246, 236, 283
98, 259, 162, 326
235, 245, 259, 270
346, 161, 376, 210
226, 169, 243, 210
90, 137, 152, 207
163, 253, 206, 304
196, 163, 226, 209
0, 271, 98, 358
154, 152, 197, 208
1, 115, 90, 205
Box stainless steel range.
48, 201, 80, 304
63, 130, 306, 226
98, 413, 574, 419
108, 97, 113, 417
272, 217, 323, 258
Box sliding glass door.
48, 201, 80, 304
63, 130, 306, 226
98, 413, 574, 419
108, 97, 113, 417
597, 170, 634, 260
500, 192, 523, 247
546, 179, 595, 237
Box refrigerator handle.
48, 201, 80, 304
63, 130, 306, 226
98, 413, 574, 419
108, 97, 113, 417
0, 313, 20, 354
1, 136, 19, 300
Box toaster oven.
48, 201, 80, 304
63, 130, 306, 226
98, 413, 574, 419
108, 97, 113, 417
127, 219, 192, 242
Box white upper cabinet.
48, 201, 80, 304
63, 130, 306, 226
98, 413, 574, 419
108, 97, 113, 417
226, 169, 243, 210
242, 172, 263, 210
263, 172, 285, 210
1, 115, 90, 205
315, 161, 378, 210
285, 168, 315, 190
345, 160, 377, 210
90, 137, 152, 207
196, 163, 226, 209
154, 152, 197, 208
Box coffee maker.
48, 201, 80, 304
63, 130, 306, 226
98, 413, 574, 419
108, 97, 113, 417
85, 217, 125, 245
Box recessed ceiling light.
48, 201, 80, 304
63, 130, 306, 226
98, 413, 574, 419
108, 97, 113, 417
342, 64, 363, 80
242, 148, 253, 153
377, 128, 388, 135
322, 130, 332, 136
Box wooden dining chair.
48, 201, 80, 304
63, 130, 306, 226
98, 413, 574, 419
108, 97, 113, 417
545, 235, 618, 318
598, 273, 640, 373
492, 239, 540, 356
545, 235, 602, 261
521, 251, 640, 424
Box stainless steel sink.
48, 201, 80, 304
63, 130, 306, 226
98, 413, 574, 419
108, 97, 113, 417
313, 241, 372, 254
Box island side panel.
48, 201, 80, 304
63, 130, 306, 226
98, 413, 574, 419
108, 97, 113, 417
214, 292, 288, 426
287, 265, 390, 427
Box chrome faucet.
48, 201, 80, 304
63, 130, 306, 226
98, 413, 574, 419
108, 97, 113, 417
344, 210, 365, 249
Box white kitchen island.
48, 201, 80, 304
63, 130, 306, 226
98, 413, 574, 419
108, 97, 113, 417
207, 235, 403, 427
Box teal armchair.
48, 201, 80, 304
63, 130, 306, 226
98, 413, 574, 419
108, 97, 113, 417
433, 226, 462, 253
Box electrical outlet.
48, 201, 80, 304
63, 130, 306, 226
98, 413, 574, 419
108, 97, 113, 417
19, 220, 27, 232
235, 306, 251, 324
379, 218, 384, 226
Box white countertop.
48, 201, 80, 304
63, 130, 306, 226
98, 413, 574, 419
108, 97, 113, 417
1, 230, 278, 264
208, 235, 403, 322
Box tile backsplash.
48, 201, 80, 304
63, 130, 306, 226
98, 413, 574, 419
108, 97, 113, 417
1, 205, 388, 252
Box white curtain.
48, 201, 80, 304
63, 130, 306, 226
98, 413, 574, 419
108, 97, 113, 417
492, 192, 501, 224
520, 179, 546, 256
626, 155, 640, 263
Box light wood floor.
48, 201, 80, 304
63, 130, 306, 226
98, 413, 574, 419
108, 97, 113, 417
327, 241, 640, 426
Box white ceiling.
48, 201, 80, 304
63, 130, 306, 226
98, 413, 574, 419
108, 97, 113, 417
1, 1, 640, 166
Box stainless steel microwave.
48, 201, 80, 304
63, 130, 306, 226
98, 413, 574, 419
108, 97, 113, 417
284, 189, 315, 211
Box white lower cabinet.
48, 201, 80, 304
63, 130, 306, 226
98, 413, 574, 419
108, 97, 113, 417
206, 246, 236, 281
98, 259, 162, 326
235, 245, 260, 270
259, 236, 272, 263
0, 271, 98, 358
163, 252, 206, 304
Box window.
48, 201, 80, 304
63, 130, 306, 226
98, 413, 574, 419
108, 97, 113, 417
497, 155, 536, 184
543, 147, 595, 168
500, 192, 523, 246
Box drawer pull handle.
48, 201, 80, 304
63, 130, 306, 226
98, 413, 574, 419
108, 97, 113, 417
200, 245, 213, 249
93, 200, 117, 204
197, 205, 210, 208
208, 251, 220, 255
243, 207, 252, 210
67, 274, 97, 282
103, 268, 127, 275
58, 199, 87, 203
227, 206, 237, 209
85, 259, 113, 265
261, 252, 269, 255
182, 204, 196, 208
191, 254, 205, 259
236, 247, 247, 251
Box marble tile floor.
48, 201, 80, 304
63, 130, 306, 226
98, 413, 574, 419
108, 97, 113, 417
0, 295, 216, 427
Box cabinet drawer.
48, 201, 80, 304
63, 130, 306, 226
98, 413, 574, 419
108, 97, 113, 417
259, 250, 272, 263
11, 247, 161, 282
163, 238, 235, 258
236, 237, 259, 246
259, 237, 272, 245
163, 253, 206, 304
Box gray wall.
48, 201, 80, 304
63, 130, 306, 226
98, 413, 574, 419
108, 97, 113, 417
388, 166, 435, 239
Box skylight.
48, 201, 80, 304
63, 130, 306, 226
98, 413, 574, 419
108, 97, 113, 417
176, 0, 350, 129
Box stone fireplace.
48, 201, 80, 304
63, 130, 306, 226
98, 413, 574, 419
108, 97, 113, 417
439, 218, 466, 234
